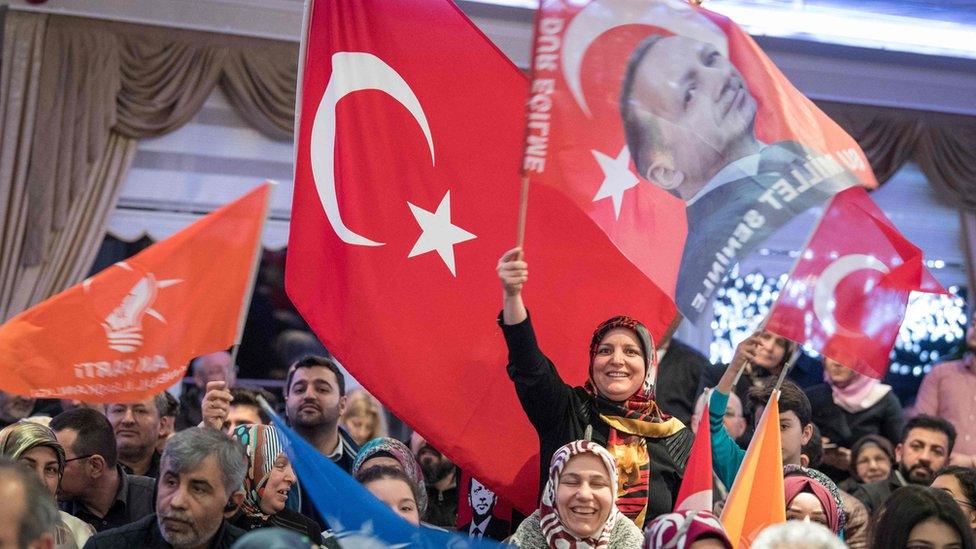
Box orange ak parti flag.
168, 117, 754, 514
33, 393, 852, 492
0, 183, 271, 403
720, 394, 786, 548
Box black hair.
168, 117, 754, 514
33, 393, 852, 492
902, 414, 957, 455
748, 379, 812, 429
355, 464, 423, 517
802, 423, 823, 469
50, 407, 118, 468
158, 391, 179, 418
229, 387, 276, 424
869, 485, 975, 549
285, 355, 346, 396
937, 465, 976, 509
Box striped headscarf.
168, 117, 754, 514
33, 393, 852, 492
539, 440, 622, 549
232, 424, 289, 519
352, 437, 428, 514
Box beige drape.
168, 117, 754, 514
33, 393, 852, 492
0, 12, 297, 322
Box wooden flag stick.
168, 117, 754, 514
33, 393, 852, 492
516, 174, 530, 250
773, 347, 802, 400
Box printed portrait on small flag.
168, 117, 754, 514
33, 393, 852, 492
524, 0, 877, 322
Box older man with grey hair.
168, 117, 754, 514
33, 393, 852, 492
751, 521, 846, 549
83, 427, 247, 548
0, 459, 60, 549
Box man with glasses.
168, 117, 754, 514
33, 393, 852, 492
50, 408, 155, 532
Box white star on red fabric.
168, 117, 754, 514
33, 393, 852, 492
592, 146, 639, 220
407, 191, 476, 276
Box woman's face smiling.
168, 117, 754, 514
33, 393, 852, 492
259, 452, 296, 515
555, 453, 613, 539
591, 328, 645, 402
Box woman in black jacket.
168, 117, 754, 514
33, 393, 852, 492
496, 248, 692, 527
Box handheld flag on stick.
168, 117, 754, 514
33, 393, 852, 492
288, 0, 676, 513
523, 0, 876, 322
765, 187, 946, 379
262, 400, 510, 548
720, 393, 786, 548
674, 389, 714, 513
0, 183, 272, 402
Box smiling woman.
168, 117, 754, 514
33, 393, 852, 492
497, 248, 692, 525
229, 424, 322, 541
510, 440, 643, 548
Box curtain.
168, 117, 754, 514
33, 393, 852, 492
0, 13, 298, 322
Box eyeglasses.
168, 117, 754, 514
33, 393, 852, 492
64, 454, 94, 463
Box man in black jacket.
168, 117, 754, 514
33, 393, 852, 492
851, 414, 956, 514
655, 333, 711, 426
83, 427, 246, 549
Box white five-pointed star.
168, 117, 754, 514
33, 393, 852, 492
591, 146, 640, 219
407, 191, 476, 276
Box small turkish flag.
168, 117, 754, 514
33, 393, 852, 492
765, 187, 946, 379
674, 391, 713, 513
0, 183, 271, 402
287, 0, 675, 514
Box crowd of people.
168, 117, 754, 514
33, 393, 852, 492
0, 249, 973, 549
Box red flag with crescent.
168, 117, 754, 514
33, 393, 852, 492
524, 0, 878, 323
286, 0, 676, 513
0, 183, 271, 402
765, 187, 946, 379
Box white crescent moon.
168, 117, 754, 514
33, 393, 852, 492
309, 52, 435, 247
813, 254, 890, 338
562, 0, 729, 117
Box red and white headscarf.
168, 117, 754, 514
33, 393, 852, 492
539, 440, 623, 549
643, 510, 732, 549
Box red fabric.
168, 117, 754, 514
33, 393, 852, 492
525, 2, 876, 322
674, 393, 713, 512
766, 187, 946, 379
0, 184, 271, 402
286, 0, 675, 514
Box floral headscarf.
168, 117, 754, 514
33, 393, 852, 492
351, 437, 428, 514
643, 510, 732, 549
783, 464, 846, 535
231, 424, 290, 519
584, 316, 683, 527
539, 440, 622, 549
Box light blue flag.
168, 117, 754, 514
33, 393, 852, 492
266, 407, 513, 548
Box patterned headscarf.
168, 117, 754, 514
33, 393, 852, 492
539, 440, 622, 549
585, 316, 683, 527
0, 420, 66, 477
643, 510, 733, 549
351, 437, 428, 514
783, 464, 845, 535
232, 424, 290, 519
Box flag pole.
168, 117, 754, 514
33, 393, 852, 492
516, 174, 530, 249
514, 3, 544, 253
230, 181, 276, 367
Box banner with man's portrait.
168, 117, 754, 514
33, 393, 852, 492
523, 0, 877, 321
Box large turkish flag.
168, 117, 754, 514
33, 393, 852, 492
286, 0, 676, 513
765, 187, 945, 379
524, 0, 877, 322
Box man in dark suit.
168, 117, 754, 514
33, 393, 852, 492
620, 33, 858, 319
653, 318, 711, 426
458, 477, 510, 541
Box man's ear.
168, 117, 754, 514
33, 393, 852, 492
338, 395, 348, 417
895, 443, 904, 463
801, 423, 814, 446
88, 454, 109, 478
647, 153, 684, 192
800, 454, 810, 468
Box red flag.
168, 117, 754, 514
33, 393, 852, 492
674, 390, 713, 512
524, 0, 876, 323
287, 0, 675, 513
765, 187, 946, 379
0, 183, 271, 402
720, 395, 785, 548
